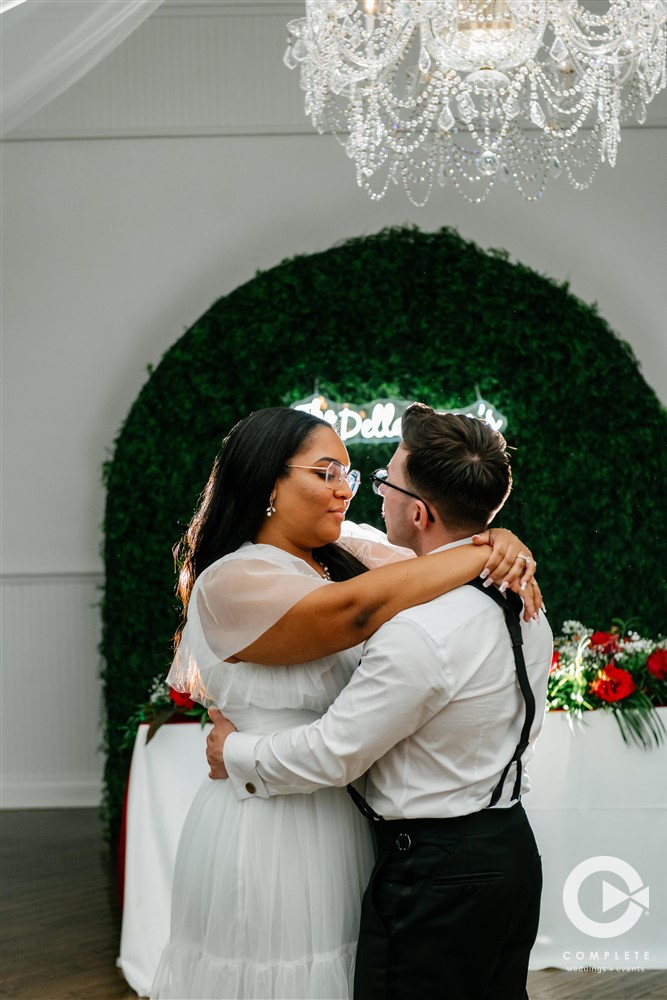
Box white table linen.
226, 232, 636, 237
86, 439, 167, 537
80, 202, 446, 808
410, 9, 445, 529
117, 723, 211, 997
525, 708, 667, 971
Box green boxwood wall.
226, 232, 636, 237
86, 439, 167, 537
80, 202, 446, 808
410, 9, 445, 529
101, 225, 666, 838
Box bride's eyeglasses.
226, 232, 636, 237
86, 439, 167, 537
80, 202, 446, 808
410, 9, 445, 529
286, 460, 361, 496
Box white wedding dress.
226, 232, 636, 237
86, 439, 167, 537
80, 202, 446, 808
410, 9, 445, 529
151, 526, 409, 1000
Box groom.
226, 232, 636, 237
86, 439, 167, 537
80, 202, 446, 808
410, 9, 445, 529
207, 403, 552, 999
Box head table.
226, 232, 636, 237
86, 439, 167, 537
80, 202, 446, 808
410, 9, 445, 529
117, 709, 667, 997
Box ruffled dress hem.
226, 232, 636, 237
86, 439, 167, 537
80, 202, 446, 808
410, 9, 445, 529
151, 940, 357, 1000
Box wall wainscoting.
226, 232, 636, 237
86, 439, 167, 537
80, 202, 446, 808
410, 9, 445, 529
1, 573, 105, 808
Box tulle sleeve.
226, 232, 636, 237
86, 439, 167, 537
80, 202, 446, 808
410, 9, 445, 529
196, 551, 328, 661
337, 520, 415, 569
166, 544, 330, 705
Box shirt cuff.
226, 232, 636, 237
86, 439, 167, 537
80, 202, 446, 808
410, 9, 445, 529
224, 731, 270, 799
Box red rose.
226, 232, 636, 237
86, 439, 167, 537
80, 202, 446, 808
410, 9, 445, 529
589, 665, 636, 703
169, 687, 196, 709
647, 649, 667, 681
550, 650, 560, 673
589, 631, 619, 654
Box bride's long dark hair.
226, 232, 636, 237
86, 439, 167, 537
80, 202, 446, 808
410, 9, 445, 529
174, 407, 368, 647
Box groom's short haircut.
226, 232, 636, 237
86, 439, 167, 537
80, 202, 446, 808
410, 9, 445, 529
401, 403, 512, 532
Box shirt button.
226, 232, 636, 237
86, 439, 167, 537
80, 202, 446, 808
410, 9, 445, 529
245, 782, 256, 795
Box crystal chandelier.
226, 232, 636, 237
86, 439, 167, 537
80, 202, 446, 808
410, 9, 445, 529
284, 1, 667, 204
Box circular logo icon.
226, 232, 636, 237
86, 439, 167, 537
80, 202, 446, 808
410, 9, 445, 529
563, 856, 649, 938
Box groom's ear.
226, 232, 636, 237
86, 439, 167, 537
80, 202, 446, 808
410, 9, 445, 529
413, 500, 431, 532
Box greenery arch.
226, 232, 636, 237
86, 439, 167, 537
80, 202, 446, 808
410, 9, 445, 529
101, 225, 666, 836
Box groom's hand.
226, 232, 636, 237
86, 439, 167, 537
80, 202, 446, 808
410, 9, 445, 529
206, 707, 238, 779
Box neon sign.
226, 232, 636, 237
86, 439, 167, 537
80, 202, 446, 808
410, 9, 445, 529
292, 394, 507, 444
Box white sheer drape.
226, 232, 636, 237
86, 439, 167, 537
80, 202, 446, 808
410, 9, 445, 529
0, 0, 162, 135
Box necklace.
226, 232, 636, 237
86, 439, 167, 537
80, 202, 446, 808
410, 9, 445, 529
314, 559, 332, 581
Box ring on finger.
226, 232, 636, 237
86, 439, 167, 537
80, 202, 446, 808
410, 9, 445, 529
517, 554, 532, 564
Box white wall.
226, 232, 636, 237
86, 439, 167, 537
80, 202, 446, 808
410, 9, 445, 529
1, 3, 666, 806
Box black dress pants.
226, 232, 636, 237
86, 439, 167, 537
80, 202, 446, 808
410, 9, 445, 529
353, 803, 542, 1000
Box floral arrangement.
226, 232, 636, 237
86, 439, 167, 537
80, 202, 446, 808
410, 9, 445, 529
547, 620, 667, 749
119, 677, 209, 750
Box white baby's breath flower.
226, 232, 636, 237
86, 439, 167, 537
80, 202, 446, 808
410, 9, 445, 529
148, 676, 169, 703
562, 620, 587, 637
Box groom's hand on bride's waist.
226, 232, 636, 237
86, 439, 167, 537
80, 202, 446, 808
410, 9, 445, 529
206, 707, 238, 780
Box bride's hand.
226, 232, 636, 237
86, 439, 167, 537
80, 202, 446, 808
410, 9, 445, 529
472, 528, 544, 622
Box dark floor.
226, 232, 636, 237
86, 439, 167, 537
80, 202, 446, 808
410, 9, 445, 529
0, 809, 665, 1000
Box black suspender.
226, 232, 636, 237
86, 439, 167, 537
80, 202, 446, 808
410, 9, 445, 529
347, 782, 385, 823
346, 578, 536, 821
466, 577, 536, 806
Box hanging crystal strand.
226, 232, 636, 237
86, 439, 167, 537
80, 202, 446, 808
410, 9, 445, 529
349, 92, 367, 182
529, 62, 546, 129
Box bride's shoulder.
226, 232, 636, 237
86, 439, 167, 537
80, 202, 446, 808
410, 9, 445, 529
199, 542, 311, 586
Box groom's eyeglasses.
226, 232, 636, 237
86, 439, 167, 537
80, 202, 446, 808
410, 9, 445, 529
370, 469, 435, 522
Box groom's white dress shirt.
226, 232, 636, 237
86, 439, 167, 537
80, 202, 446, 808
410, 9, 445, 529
224, 539, 553, 820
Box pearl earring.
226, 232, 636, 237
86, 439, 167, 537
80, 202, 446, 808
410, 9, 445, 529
266, 495, 276, 517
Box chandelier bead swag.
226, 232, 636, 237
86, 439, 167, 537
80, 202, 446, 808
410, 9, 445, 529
284, 0, 667, 204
